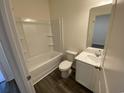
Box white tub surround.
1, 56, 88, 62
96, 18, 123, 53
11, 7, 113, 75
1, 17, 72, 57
26, 51, 63, 85
15, 18, 64, 85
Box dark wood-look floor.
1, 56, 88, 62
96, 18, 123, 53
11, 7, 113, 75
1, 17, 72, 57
0, 80, 20, 93
34, 69, 93, 93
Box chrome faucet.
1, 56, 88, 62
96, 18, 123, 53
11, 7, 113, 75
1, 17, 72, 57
95, 50, 101, 57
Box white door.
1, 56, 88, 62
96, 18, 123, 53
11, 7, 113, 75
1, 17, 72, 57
95, 0, 124, 93
101, 0, 124, 93
0, 0, 36, 93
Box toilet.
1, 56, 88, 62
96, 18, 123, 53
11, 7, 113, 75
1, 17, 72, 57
59, 50, 77, 78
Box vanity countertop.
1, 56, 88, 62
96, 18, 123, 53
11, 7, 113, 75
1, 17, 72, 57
75, 47, 103, 67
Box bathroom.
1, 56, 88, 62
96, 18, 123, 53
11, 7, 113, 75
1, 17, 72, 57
0, 0, 124, 93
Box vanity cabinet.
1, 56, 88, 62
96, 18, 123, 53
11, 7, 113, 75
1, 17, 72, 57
76, 60, 107, 93
76, 61, 97, 91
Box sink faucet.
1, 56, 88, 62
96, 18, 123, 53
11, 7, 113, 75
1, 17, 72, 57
95, 50, 101, 57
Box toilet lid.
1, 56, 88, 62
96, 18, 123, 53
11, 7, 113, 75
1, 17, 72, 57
59, 60, 72, 70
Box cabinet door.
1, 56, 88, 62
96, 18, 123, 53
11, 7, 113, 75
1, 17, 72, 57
76, 61, 96, 91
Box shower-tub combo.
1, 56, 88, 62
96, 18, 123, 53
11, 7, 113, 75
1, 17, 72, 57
16, 18, 63, 84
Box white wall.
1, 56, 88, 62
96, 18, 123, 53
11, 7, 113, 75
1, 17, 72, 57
49, 0, 113, 52
12, 0, 113, 53
11, 0, 50, 20
103, 0, 124, 92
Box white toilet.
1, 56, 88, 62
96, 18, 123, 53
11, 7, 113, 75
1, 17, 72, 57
59, 50, 77, 78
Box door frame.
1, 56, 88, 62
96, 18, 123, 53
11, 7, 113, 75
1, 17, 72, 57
0, 0, 35, 93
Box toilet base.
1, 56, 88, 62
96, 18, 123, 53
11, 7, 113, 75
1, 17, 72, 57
61, 69, 72, 78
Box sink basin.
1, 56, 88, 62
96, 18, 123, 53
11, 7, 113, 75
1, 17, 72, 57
75, 51, 102, 67
87, 55, 98, 63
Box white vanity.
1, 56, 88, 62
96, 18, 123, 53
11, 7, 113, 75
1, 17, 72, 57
75, 47, 104, 92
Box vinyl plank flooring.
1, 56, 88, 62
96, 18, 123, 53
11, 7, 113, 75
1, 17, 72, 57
34, 69, 93, 93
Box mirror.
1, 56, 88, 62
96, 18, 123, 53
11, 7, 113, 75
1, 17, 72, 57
87, 4, 112, 49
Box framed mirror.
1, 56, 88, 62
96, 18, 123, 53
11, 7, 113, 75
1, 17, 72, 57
87, 4, 112, 49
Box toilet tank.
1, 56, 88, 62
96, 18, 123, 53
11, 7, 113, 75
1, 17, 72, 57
66, 50, 78, 62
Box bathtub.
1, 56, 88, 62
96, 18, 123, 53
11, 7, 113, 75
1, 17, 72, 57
26, 51, 63, 85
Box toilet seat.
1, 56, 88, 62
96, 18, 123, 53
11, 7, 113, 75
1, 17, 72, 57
59, 60, 72, 71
